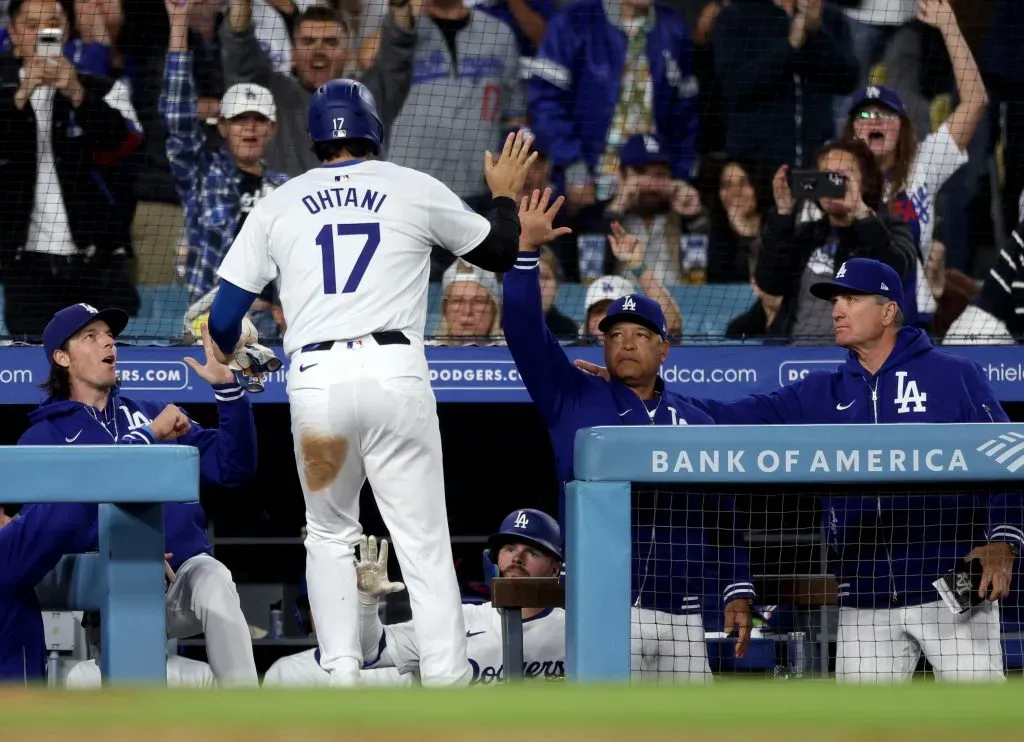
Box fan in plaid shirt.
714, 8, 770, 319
159, 0, 289, 306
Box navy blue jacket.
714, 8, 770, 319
503, 251, 755, 613
529, 0, 700, 182
711, 0, 858, 170
18, 382, 257, 572
0, 504, 98, 683
692, 327, 1024, 608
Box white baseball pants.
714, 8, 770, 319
836, 600, 1004, 683
287, 336, 469, 687
164, 553, 258, 686
631, 607, 713, 683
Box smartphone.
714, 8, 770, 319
787, 170, 847, 200
36, 28, 63, 59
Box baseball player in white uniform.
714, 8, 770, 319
357, 509, 566, 685
263, 651, 412, 687
205, 80, 534, 687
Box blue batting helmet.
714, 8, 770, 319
488, 508, 563, 562
307, 79, 384, 154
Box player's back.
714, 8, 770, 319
250, 160, 489, 356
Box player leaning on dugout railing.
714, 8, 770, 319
578, 256, 1023, 683
503, 189, 755, 683
9, 303, 275, 687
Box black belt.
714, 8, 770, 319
301, 331, 410, 354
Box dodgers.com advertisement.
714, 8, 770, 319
0, 345, 1020, 404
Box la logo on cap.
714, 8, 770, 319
245, 87, 258, 101
835, 262, 848, 279
866, 86, 880, 98
622, 296, 637, 311
79, 303, 98, 314
643, 135, 660, 153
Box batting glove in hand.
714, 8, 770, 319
357, 535, 406, 600
229, 344, 283, 393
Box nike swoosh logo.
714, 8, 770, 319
299, 363, 318, 372
65, 430, 82, 443
618, 410, 630, 417
836, 401, 854, 411
466, 630, 485, 638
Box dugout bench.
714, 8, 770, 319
16, 445, 198, 685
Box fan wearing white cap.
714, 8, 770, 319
577, 225, 683, 346
161, 0, 290, 310
432, 260, 504, 347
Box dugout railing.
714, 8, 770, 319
15, 445, 198, 685
565, 423, 1024, 682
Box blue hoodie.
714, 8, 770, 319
0, 503, 98, 683
691, 327, 1024, 608
17, 382, 258, 573
503, 251, 756, 614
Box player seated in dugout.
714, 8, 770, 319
261, 573, 411, 687
431, 259, 504, 347
357, 509, 565, 685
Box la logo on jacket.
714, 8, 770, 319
894, 371, 927, 414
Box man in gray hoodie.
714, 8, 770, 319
221, 0, 417, 176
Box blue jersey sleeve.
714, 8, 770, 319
501, 252, 588, 426
208, 279, 259, 356
0, 504, 98, 594
144, 386, 258, 488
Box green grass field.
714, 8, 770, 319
4, 681, 1024, 741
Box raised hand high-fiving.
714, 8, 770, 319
484, 129, 539, 201
518, 187, 573, 252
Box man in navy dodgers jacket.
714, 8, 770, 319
17, 303, 261, 686
689, 258, 1022, 682
1, 501, 97, 683
502, 189, 755, 681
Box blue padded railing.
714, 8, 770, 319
14, 445, 199, 685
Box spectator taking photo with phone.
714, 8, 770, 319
753, 138, 916, 342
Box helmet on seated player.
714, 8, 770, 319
356, 509, 566, 684
482, 508, 563, 617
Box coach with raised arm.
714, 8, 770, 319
678, 258, 1019, 683
16, 303, 261, 687
502, 188, 755, 681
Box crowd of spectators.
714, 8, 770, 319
0, 0, 1021, 346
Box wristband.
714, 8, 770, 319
630, 262, 648, 278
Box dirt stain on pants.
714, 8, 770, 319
300, 433, 349, 492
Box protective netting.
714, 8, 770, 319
1, 0, 1020, 344
630, 482, 1024, 682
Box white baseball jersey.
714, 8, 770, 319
65, 656, 216, 689
217, 160, 491, 356
263, 648, 414, 687
370, 603, 566, 685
